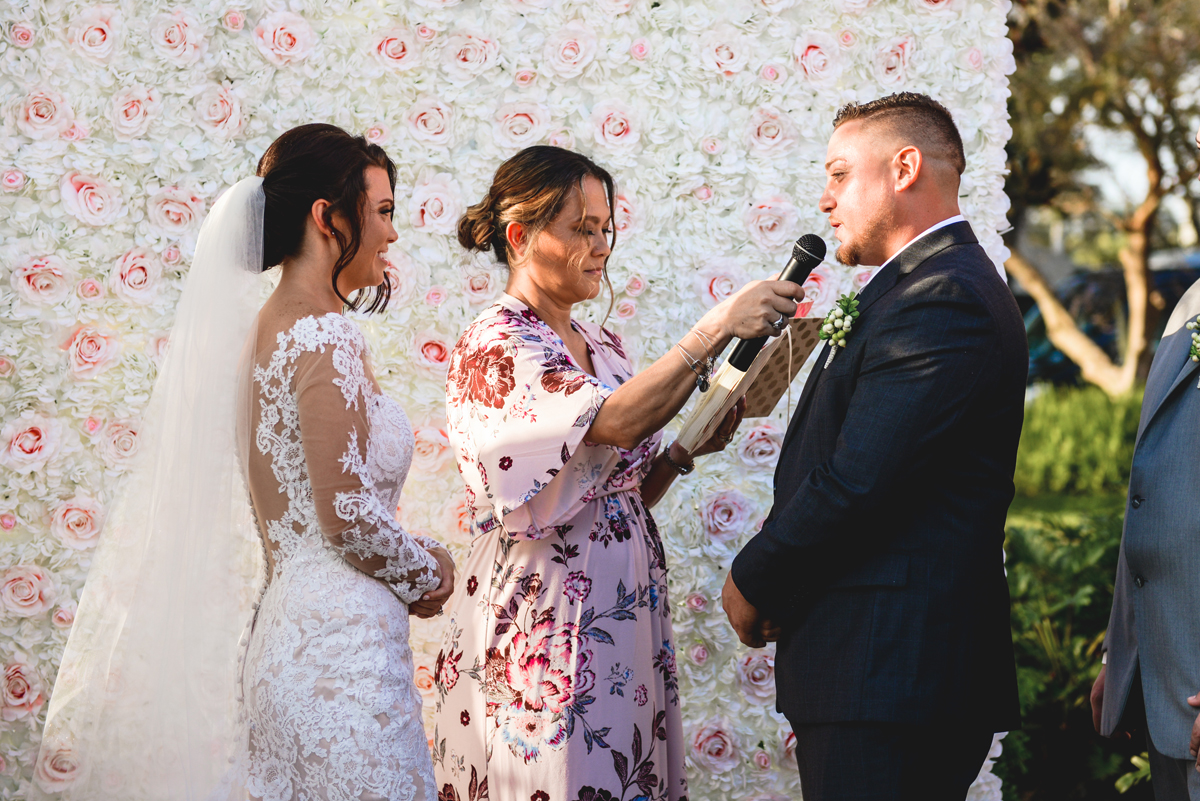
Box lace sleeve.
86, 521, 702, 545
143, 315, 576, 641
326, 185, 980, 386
293, 335, 439, 605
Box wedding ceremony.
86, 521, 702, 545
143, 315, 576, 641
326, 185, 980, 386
1, 0, 1198, 798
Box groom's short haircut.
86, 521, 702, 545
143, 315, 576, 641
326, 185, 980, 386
834, 92, 966, 176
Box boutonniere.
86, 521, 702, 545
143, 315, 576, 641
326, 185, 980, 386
820, 293, 860, 368
1186, 317, 1200, 387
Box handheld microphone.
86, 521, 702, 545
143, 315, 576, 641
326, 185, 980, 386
727, 234, 827, 372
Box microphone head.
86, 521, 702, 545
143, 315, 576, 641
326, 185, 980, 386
793, 234, 826, 266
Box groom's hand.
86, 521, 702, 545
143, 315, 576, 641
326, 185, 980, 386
723, 572, 768, 648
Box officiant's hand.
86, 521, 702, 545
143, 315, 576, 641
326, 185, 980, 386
692, 398, 746, 458
411, 547, 455, 619
1186, 691, 1200, 767
723, 571, 771, 648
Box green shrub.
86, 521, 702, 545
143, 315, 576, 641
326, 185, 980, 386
1014, 385, 1144, 497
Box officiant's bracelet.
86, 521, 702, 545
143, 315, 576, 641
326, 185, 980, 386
663, 442, 695, 475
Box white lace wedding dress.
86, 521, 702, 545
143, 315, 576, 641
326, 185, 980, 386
237, 311, 440, 801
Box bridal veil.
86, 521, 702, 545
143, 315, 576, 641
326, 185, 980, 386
32, 177, 268, 800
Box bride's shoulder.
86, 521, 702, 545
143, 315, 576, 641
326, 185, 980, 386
277, 311, 364, 356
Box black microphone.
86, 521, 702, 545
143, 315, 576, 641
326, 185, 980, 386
727, 234, 827, 372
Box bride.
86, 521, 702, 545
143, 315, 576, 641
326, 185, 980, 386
33, 124, 453, 801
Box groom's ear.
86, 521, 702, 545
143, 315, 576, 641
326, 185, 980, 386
893, 145, 922, 193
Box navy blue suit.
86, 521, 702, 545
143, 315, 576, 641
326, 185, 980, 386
731, 222, 1024, 798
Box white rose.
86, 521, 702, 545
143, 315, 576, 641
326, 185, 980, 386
744, 197, 799, 252
409, 174, 463, 235
441, 30, 498, 83
384, 254, 418, 303
747, 105, 797, 155
494, 102, 549, 148
63, 325, 120, 380
912, 0, 963, 16
51, 494, 105, 551
52, 601, 77, 629
406, 95, 454, 146
111, 85, 160, 140
0, 412, 61, 474
833, 0, 876, 12
794, 31, 844, 87
99, 419, 140, 468
374, 26, 421, 71
195, 85, 243, 140
411, 425, 451, 472
875, 35, 915, 85
68, 6, 120, 64
544, 21, 597, 79
11, 255, 73, 305
17, 89, 75, 140
60, 171, 123, 227
150, 9, 206, 66
110, 247, 162, 304
694, 260, 746, 309
147, 186, 204, 234
0, 565, 56, 618
254, 11, 316, 66
591, 100, 639, 151
34, 738, 81, 793
700, 25, 749, 77
462, 271, 498, 305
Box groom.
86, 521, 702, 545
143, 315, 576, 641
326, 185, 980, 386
724, 92, 1025, 799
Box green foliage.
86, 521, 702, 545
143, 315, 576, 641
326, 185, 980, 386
997, 502, 1151, 800
1014, 385, 1144, 496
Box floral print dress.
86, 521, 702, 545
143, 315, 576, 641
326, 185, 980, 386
433, 294, 687, 801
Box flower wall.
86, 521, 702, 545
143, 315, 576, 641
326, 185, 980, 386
0, 0, 1014, 797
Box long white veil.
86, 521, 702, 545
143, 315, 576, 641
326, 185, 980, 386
32, 177, 268, 800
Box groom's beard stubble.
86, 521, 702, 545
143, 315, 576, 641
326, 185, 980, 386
835, 205, 894, 268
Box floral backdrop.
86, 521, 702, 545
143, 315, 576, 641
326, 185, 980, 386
0, 0, 1014, 797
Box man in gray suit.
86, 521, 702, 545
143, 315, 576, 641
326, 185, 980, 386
1091, 272, 1200, 799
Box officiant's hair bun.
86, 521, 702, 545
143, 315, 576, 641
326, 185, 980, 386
257, 123, 397, 313
834, 92, 966, 176
459, 146, 616, 268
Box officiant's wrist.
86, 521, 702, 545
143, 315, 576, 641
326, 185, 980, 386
664, 441, 695, 475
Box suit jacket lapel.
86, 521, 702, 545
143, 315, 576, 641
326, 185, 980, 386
1137, 327, 1199, 447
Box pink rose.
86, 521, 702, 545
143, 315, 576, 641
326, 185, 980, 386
591, 101, 639, 151
68, 7, 120, 64
161, 245, 182, 266
147, 186, 204, 233
52, 601, 76, 629
838, 29, 858, 49
747, 105, 797, 155
424, 285, 448, 306
53, 493, 107, 549
2, 169, 26, 192
384, 254, 418, 303
701, 489, 754, 541
615, 300, 637, 320
99, 419, 140, 468
794, 31, 843, 87
443, 497, 472, 537
11, 255, 72, 305
744, 197, 799, 252
374, 26, 421, 71
629, 37, 649, 61
781, 728, 797, 764
0, 358, 12, 378
514, 68, 538, 86
737, 652, 776, 704
195, 85, 242, 140
737, 423, 783, 468
146, 334, 170, 366
18, 89, 75, 140
111, 247, 162, 304
414, 332, 452, 375
63, 326, 119, 379
1, 655, 45, 722
0, 514, 14, 531
693, 185, 714, 202
547, 129, 575, 149
962, 46, 984, 72
442, 30, 499, 83
34, 739, 80, 793
685, 591, 708, 612
61, 121, 89, 141
912, 0, 962, 15
691, 720, 740, 774
222, 10, 245, 32
409, 174, 462, 235
254, 11, 316, 66
701, 26, 749, 77
83, 416, 102, 436
545, 21, 597, 78
76, 279, 104, 301
1, 565, 56, 618
851, 266, 879, 292
463, 272, 497, 305
365, 124, 389, 144
624, 274, 646, 297
688, 643, 709, 665
695, 262, 745, 309
110, 84, 161, 140
800, 264, 840, 317
412, 425, 450, 471
60, 171, 123, 227
752, 750, 772, 770
614, 193, 639, 237
10, 22, 35, 48
150, 9, 206, 66
701, 136, 723, 155
564, 570, 592, 603
875, 35, 914, 85
495, 102, 548, 149
406, 95, 454, 145
0, 413, 61, 474
759, 62, 787, 84
416, 24, 437, 42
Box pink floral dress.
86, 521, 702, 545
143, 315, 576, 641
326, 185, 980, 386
432, 294, 688, 801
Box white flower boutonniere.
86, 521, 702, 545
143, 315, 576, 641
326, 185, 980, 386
820, 293, 860, 368
1186, 317, 1200, 386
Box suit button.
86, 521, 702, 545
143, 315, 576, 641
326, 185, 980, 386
1135, 575, 1146, 588
1131, 496, 1144, 509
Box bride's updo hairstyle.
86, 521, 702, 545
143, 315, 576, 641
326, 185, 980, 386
257, 123, 397, 313
458, 145, 616, 270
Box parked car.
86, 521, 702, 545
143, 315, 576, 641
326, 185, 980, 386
1022, 266, 1200, 385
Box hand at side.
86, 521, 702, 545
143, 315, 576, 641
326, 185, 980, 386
722, 572, 779, 648
410, 547, 455, 619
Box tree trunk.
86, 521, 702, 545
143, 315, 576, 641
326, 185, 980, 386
1117, 194, 1160, 383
